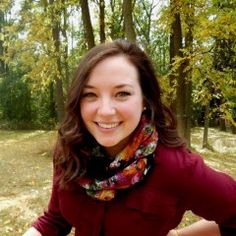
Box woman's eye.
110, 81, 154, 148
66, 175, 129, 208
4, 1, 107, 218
82, 92, 96, 98
116, 91, 131, 97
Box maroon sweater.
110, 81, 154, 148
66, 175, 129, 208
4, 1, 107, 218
33, 144, 236, 236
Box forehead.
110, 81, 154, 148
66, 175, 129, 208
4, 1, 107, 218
86, 55, 139, 85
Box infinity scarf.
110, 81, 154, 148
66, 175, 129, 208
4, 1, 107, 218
78, 116, 158, 201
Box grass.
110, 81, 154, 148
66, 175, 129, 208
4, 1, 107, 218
0, 130, 55, 235
0, 127, 235, 235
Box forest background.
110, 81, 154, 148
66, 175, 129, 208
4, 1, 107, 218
0, 0, 236, 235
0, 0, 236, 148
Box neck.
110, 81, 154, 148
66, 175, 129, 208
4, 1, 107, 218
103, 135, 133, 157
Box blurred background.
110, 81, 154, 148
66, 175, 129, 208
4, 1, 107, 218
0, 0, 235, 235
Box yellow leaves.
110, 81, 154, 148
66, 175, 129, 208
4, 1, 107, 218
0, 32, 4, 41
26, 56, 57, 88
211, 15, 236, 39
196, 4, 236, 40
0, 0, 12, 12
193, 82, 211, 105
159, 74, 176, 105
163, 0, 236, 43
220, 104, 236, 127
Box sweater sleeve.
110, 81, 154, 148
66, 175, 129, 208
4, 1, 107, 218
181, 151, 236, 236
32, 168, 72, 236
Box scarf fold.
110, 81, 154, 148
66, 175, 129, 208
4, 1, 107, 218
78, 116, 158, 201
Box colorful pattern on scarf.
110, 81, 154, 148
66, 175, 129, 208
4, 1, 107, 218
78, 116, 158, 201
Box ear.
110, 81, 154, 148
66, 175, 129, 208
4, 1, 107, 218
142, 98, 147, 111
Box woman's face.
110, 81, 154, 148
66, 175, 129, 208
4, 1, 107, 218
80, 55, 144, 157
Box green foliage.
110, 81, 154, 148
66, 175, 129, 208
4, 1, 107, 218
134, 0, 170, 75
159, 0, 236, 129
0, 0, 235, 132
105, 0, 124, 40
0, 69, 57, 129
0, 70, 31, 124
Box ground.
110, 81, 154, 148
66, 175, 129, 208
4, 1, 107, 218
0, 128, 235, 235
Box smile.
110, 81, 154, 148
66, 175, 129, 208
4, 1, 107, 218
96, 122, 120, 129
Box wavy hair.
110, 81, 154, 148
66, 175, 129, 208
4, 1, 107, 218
54, 39, 183, 187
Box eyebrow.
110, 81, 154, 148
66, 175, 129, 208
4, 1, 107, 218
84, 84, 134, 89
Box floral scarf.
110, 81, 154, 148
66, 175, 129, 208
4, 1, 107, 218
78, 116, 158, 201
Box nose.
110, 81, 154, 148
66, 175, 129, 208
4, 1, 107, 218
97, 98, 116, 116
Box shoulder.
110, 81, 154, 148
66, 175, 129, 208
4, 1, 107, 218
154, 143, 202, 173
148, 143, 209, 194
152, 143, 234, 188
152, 144, 236, 206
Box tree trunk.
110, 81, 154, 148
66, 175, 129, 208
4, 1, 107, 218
53, 24, 65, 123
122, 0, 136, 42
99, 0, 105, 43
169, 0, 185, 141
219, 117, 226, 131
0, 10, 6, 75
49, 0, 65, 123
184, 78, 192, 147
231, 124, 236, 134
169, 0, 193, 147
80, 0, 95, 49
183, 1, 194, 147
203, 102, 212, 150
61, 0, 69, 91
109, 0, 123, 40
49, 81, 56, 119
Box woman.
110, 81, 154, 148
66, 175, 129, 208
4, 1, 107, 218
23, 40, 236, 236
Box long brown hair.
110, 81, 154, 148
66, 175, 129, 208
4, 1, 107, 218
55, 39, 183, 186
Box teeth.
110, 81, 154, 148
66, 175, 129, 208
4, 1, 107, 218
97, 122, 119, 129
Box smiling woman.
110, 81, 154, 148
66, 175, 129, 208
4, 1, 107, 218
23, 40, 236, 236
80, 55, 144, 156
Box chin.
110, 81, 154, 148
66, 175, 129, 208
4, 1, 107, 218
98, 141, 119, 147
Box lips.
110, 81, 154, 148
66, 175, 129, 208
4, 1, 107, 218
96, 122, 120, 129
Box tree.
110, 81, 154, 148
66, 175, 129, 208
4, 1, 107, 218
0, 1, 34, 127
122, 0, 136, 42
107, 0, 124, 40
133, 0, 155, 45
167, 0, 195, 147
80, 0, 95, 49
48, 0, 65, 123
191, 0, 236, 139
61, 0, 70, 90
0, 0, 235, 134
212, 0, 236, 133
0, 3, 9, 77
169, 0, 188, 144
182, 0, 194, 147
99, 0, 105, 43
0, 10, 5, 75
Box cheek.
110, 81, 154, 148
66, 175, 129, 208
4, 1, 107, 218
119, 103, 143, 121
121, 99, 143, 114
121, 106, 140, 116
80, 102, 93, 121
